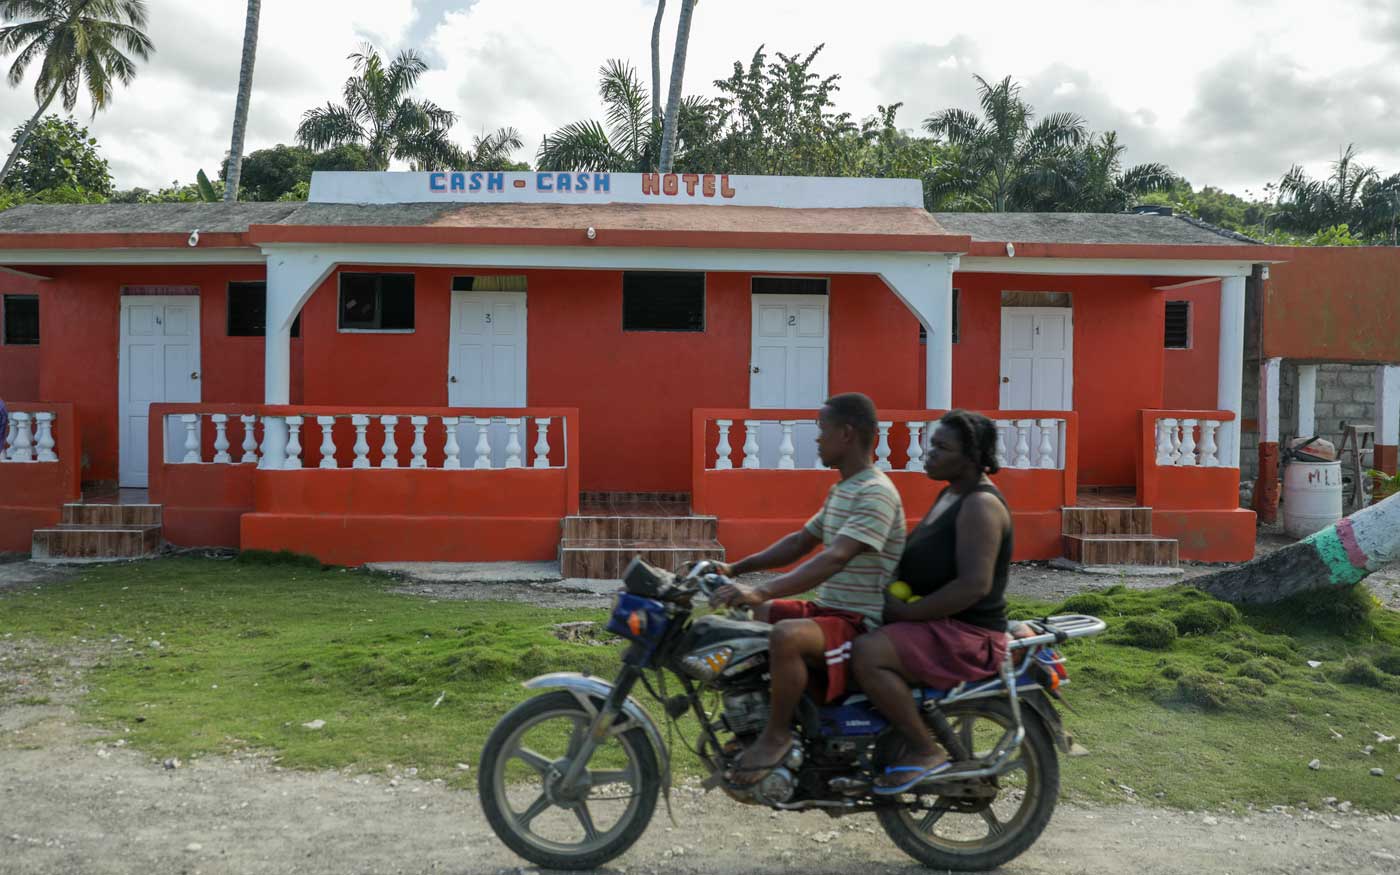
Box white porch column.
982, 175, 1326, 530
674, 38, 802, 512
881, 255, 959, 410
1259, 357, 1281, 446
1217, 275, 1247, 467
261, 250, 335, 464
1375, 365, 1400, 472
1296, 363, 1318, 439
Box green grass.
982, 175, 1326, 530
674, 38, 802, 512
1, 558, 1398, 811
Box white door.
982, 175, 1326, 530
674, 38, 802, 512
449, 291, 526, 466
119, 296, 201, 487
750, 294, 828, 467
999, 307, 1072, 410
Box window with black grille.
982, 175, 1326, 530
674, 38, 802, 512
339, 273, 415, 331
918, 288, 959, 345
228, 282, 300, 337
623, 271, 705, 332
1164, 300, 1191, 349
2, 294, 38, 345
751, 276, 829, 295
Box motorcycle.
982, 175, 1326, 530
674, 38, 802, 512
478, 558, 1106, 871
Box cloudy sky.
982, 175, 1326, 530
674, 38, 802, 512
2, 0, 1397, 197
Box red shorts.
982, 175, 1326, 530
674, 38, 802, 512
766, 599, 869, 703
879, 618, 1008, 690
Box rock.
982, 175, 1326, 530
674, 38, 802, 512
1377, 733, 1397, 743
1371, 852, 1400, 863
185, 843, 202, 852
1308, 759, 1322, 770
456, 763, 471, 771
1329, 728, 1344, 741
148, 640, 161, 649
1202, 816, 1219, 826
1322, 797, 1338, 805
301, 719, 325, 730
163, 758, 181, 770
1068, 743, 1091, 757
1362, 745, 1375, 755
1307, 660, 1323, 668
811, 831, 838, 844
1338, 801, 1353, 813
1371, 768, 1385, 777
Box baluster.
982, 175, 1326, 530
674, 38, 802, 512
714, 419, 734, 470
1178, 419, 1199, 466
9, 412, 32, 461
1155, 418, 1176, 466
904, 421, 924, 472
210, 414, 231, 463
351, 415, 371, 468
504, 418, 523, 468
1169, 419, 1184, 465
1036, 418, 1057, 469
474, 417, 493, 469
875, 421, 893, 471
442, 417, 461, 469
3, 412, 15, 459
240, 415, 259, 463
742, 420, 760, 469
1013, 420, 1033, 468
33, 412, 57, 462
379, 415, 399, 469
181, 414, 201, 463
1198, 419, 1221, 468
317, 416, 338, 469
778, 421, 796, 469
283, 415, 304, 469
532, 417, 552, 469
995, 420, 1010, 469
409, 416, 429, 468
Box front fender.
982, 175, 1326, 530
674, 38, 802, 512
522, 672, 671, 786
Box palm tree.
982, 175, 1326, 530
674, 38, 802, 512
1029, 131, 1175, 213
0, 0, 154, 188
464, 126, 523, 170
296, 44, 463, 172
222, 0, 260, 202
1274, 144, 1378, 235
657, 0, 696, 172
649, 0, 665, 125
923, 75, 1086, 212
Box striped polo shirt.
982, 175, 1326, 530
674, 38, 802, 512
804, 466, 906, 628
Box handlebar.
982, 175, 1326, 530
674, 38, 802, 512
683, 560, 755, 621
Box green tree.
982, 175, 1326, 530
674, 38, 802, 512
1274, 144, 1375, 235
296, 43, 463, 171
5, 113, 110, 194
0, 0, 154, 187
222, 0, 260, 201
464, 126, 526, 170
923, 75, 1087, 211
1030, 131, 1175, 213
233, 143, 312, 202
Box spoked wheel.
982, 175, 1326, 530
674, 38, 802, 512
478, 691, 659, 870
877, 698, 1059, 871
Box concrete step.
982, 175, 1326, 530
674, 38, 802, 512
61, 503, 162, 527
562, 514, 718, 541
31, 524, 162, 563
1062, 534, 1179, 567
1061, 506, 1152, 536
559, 538, 725, 579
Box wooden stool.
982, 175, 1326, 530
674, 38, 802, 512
1339, 423, 1375, 513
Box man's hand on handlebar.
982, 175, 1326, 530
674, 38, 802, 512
710, 581, 765, 609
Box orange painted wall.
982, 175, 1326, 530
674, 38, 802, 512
0, 272, 44, 401
35, 265, 300, 482
1263, 247, 1400, 362
1162, 281, 1221, 410
0, 402, 81, 551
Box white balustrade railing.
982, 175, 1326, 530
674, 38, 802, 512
1, 410, 59, 463
163, 411, 567, 470
706, 415, 1070, 472
1153, 416, 1225, 468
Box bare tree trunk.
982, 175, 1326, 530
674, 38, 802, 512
1197, 490, 1400, 605
658, 0, 696, 173
0, 89, 59, 189
223, 0, 262, 202
650, 0, 666, 126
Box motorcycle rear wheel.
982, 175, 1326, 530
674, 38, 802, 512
876, 698, 1059, 871
478, 690, 660, 870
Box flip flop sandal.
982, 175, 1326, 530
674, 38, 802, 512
872, 761, 953, 796
723, 755, 789, 789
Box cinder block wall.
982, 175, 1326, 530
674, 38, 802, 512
1240, 361, 1380, 483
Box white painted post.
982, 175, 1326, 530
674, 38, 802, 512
410, 416, 429, 468
32, 412, 56, 462
182, 414, 201, 463
1296, 363, 1318, 439
9, 412, 31, 461
317, 416, 338, 469
742, 420, 760, 469
283, 415, 304, 469
211, 414, 231, 463
875, 421, 892, 471
2, 413, 15, 459
714, 419, 734, 470
531, 417, 551, 469
474, 417, 493, 469
917, 258, 957, 409
1374, 365, 1400, 450
905, 421, 924, 471
1199, 419, 1221, 467
443, 417, 461, 469
1217, 275, 1247, 467
505, 418, 523, 468
379, 415, 399, 469
240, 415, 259, 464
995, 420, 1010, 469
1036, 419, 1057, 469
1156, 418, 1177, 466
351, 415, 371, 468
1013, 420, 1032, 468
259, 416, 287, 469
1178, 418, 1199, 466
778, 421, 796, 469
1260, 356, 1281, 448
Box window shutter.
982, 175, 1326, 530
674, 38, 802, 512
1164, 300, 1191, 349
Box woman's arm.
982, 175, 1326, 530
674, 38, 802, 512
884, 493, 1006, 623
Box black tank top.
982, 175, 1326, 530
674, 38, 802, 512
896, 483, 1012, 631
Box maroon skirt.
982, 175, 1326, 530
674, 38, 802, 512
880, 618, 1008, 690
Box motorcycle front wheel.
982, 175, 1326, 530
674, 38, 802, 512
478, 690, 660, 870
876, 697, 1059, 871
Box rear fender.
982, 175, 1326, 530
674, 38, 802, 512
1020, 689, 1072, 754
